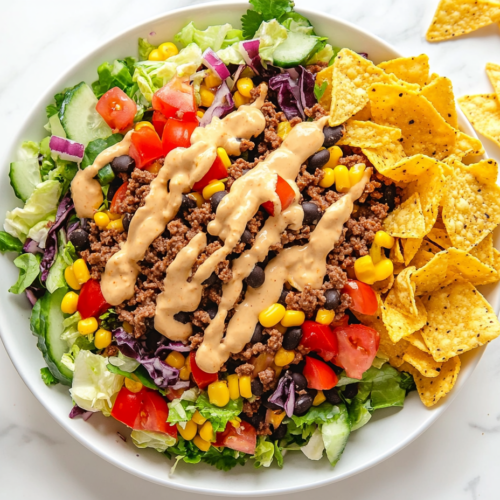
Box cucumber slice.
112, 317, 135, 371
59, 82, 112, 146
48, 114, 66, 138
321, 404, 351, 466
272, 32, 320, 68
96, 164, 115, 186
9, 159, 42, 202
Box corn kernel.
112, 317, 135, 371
313, 390, 326, 406
208, 381, 230, 407
134, 121, 155, 131
78, 317, 98, 335
325, 145, 343, 169
73, 259, 91, 285
94, 328, 112, 349
125, 375, 143, 393
145, 161, 162, 174
199, 421, 214, 442
196, 110, 205, 119
64, 265, 81, 290
281, 310, 305, 327
348, 163, 366, 186
94, 211, 110, 229
334, 165, 350, 193
239, 375, 252, 399
148, 49, 163, 61
259, 303, 286, 328
274, 347, 295, 367
165, 351, 185, 369
193, 435, 211, 452
233, 91, 250, 108
316, 308, 335, 325
158, 42, 179, 60
192, 410, 207, 426
204, 71, 222, 89
177, 420, 198, 441
354, 255, 377, 284
200, 86, 216, 107
106, 218, 124, 232
269, 410, 286, 429
217, 147, 231, 169
319, 167, 335, 188
179, 361, 191, 381
275, 323, 287, 335
227, 374, 240, 400
374, 258, 394, 282
237, 77, 254, 98
229, 417, 241, 428
123, 321, 133, 334
61, 291, 79, 314
202, 180, 225, 200
372, 230, 395, 254
188, 192, 204, 208
277, 121, 292, 140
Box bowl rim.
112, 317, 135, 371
0, 0, 489, 496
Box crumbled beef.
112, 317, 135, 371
257, 422, 272, 436
216, 259, 232, 282
235, 363, 254, 376
240, 139, 255, 152
258, 367, 275, 392
232, 342, 267, 361
243, 400, 261, 417
102, 345, 119, 357
289, 116, 302, 127
305, 103, 328, 120
189, 333, 204, 349
265, 328, 283, 353
185, 202, 214, 240
296, 164, 323, 192
285, 285, 326, 318
338, 154, 368, 169
306, 61, 328, 74
116, 168, 157, 214
192, 310, 211, 327
291, 350, 304, 365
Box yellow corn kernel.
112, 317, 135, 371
177, 420, 198, 441
237, 77, 254, 98
94, 211, 110, 229
200, 86, 216, 107
239, 375, 253, 399
313, 390, 326, 406
78, 317, 98, 335
259, 303, 286, 328
193, 435, 211, 452
274, 347, 295, 367
165, 351, 185, 369
148, 48, 163, 61
277, 121, 292, 140
196, 110, 205, 119
64, 265, 81, 291
229, 417, 241, 428
371, 231, 395, 265
227, 374, 240, 400
192, 410, 207, 426
179, 361, 191, 381
204, 71, 222, 89
61, 291, 79, 315
275, 323, 287, 335
188, 192, 204, 208
354, 255, 377, 285
217, 147, 231, 169
233, 91, 250, 108
325, 145, 343, 169
158, 42, 179, 60
134, 121, 155, 131
319, 167, 335, 188
348, 163, 366, 186
199, 421, 214, 442
125, 375, 143, 393
208, 381, 230, 407
73, 259, 90, 285
94, 328, 112, 349
269, 410, 286, 429
106, 218, 124, 232
334, 165, 350, 193
374, 258, 394, 282
316, 308, 335, 325
281, 310, 305, 327
123, 321, 133, 334
202, 180, 225, 200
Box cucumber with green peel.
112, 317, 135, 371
9, 159, 42, 202
48, 114, 66, 138
96, 164, 115, 186
321, 404, 351, 466
272, 32, 321, 68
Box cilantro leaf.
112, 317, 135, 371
314, 80, 328, 101
203, 447, 248, 471
40, 367, 58, 387
242, 10, 264, 39
250, 0, 295, 21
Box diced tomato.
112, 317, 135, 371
96, 87, 137, 131
77, 279, 110, 319
110, 181, 128, 214
189, 351, 218, 390
342, 279, 378, 315
128, 127, 163, 170
303, 356, 338, 390
261, 175, 295, 216
214, 421, 257, 455
152, 77, 197, 121
300, 321, 338, 362
331, 315, 349, 329
162, 118, 198, 156
111, 387, 177, 437
333, 324, 380, 379
192, 156, 228, 192
165, 387, 185, 402
152, 111, 168, 137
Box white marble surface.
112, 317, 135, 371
2, 0, 500, 498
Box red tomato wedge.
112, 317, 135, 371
192, 156, 228, 192
162, 118, 198, 156
189, 351, 218, 389
96, 87, 137, 131
110, 181, 128, 214
300, 321, 339, 362
333, 324, 380, 379
342, 280, 378, 315
128, 127, 163, 170
261, 175, 295, 216
214, 421, 257, 455
152, 77, 197, 121
331, 315, 349, 329
111, 387, 177, 437
152, 111, 168, 137
303, 356, 338, 390
77, 279, 110, 319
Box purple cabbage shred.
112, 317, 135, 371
268, 371, 295, 417
69, 405, 93, 421
200, 82, 234, 127
23, 238, 43, 255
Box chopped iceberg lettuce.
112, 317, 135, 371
175, 22, 242, 52
255, 20, 288, 65
131, 430, 176, 452
252, 436, 275, 467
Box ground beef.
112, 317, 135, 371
289, 116, 302, 127
265, 328, 283, 353
305, 103, 328, 120
192, 310, 211, 327
285, 285, 326, 318
306, 61, 328, 74
102, 345, 119, 357
258, 367, 276, 392
189, 333, 204, 349
216, 259, 232, 282
235, 363, 254, 376
243, 400, 261, 417
257, 422, 273, 436
232, 342, 267, 361
115, 168, 157, 214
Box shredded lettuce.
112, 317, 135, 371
108, 351, 140, 372
46, 234, 76, 293
9, 253, 40, 294
300, 427, 324, 460
175, 22, 242, 52
0, 231, 23, 253
291, 403, 341, 427
82, 134, 124, 169
41, 367, 58, 386
217, 43, 245, 65
60, 311, 82, 348
306, 44, 334, 65
27, 217, 54, 248
131, 430, 176, 452
167, 398, 197, 426
138, 38, 157, 61
18, 141, 40, 160
255, 20, 288, 65
252, 436, 275, 468
195, 393, 243, 433
92, 58, 135, 98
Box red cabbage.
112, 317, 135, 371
240, 39, 263, 76
268, 371, 295, 417
200, 82, 235, 127
23, 238, 43, 254
69, 405, 93, 421
202, 48, 230, 80
298, 66, 316, 110
25, 286, 44, 307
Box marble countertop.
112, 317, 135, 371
2, 0, 500, 498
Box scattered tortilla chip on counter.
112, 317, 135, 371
378, 54, 430, 87
458, 94, 500, 148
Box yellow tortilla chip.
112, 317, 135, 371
316, 65, 333, 110
377, 154, 440, 183
447, 248, 499, 286
421, 239, 443, 254
426, 0, 500, 42
405, 331, 430, 353
470, 233, 495, 267
378, 54, 430, 87
422, 282, 500, 362
403, 345, 443, 377
371, 273, 395, 294
383, 192, 426, 239
382, 299, 428, 343
420, 76, 458, 128
337, 120, 402, 149
369, 84, 457, 160
386, 267, 419, 315
352, 103, 372, 121
464, 158, 498, 185
426, 227, 452, 249
362, 141, 406, 173
486, 62, 500, 95
453, 131, 485, 159
390, 238, 405, 264
411, 250, 449, 296
410, 249, 436, 269
379, 330, 409, 368
458, 94, 500, 148
401, 238, 423, 266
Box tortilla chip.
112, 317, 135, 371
382, 299, 428, 343
426, 0, 500, 42
486, 62, 500, 95
378, 54, 430, 87
369, 84, 457, 160
403, 345, 443, 377
447, 248, 499, 286
464, 158, 498, 185
362, 141, 406, 173
410, 249, 436, 269
316, 65, 333, 110
377, 154, 440, 183
420, 76, 458, 128
379, 329, 410, 368
405, 331, 430, 353
383, 192, 426, 239
352, 103, 372, 121
458, 94, 500, 148
411, 250, 449, 296
401, 238, 423, 266
386, 267, 419, 315
371, 273, 395, 294
470, 233, 495, 267
422, 282, 500, 362
453, 131, 485, 159
426, 227, 452, 249
421, 239, 443, 254
337, 120, 402, 149
390, 238, 405, 264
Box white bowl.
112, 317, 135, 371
0, 1, 496, 496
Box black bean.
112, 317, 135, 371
278, 289, 289, 306
107, 178, 122, 203
343, 383, 359, 399
251, 378, 264, 397
262, 395, 282, 411
324, 387, 342, 405
203, 272, 219, 286
181, 194, 197, 211
307, 388, 318, 400
251, 323, 264, 344
329, 362, 344, 376
174, 311, 190, 324
122, 213, 133, 232
307, 149, 330, 174
225, 358, 244, 375
324, 289, 341, 310
248, 412, 265, 429
381, 184, 397, 212
145, 328, 163, 351
294, 394, 313, 416
80, 218, 90, 232
271, 423, 287, 441
241, 229, 253, 245
210, 190, 228, 212
111, 154, 135, 174
206, 302, 218, 319
291, 372, 307, 392
282, 327, 303, 350
301, 202, 322, 226
246, 265, 265, 288
69, 229, 89, 251
323, 125, 344, 148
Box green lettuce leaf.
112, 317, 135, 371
358, 364, 406, 410
175, 22, 235, 52
167, 397, 197, 426
81, 134, 124, 169
0, 231, 23, 253
9, 253, 40, 294
314, 80, 328, 101
19, 141, 40, 160
46, 237, 77, 293
217, 43, 245, 65
60, 311, 82, 348
291, 402, 341, 428
203, 446, 248, 471
255, 20, 288, 64
92, 59, 135, 98
252, 436, 275, 468
195, 393, 243, 433
47, 158, 78, 195
138, 38, 158, 61
274, 441, 284, 468
41, 367, 58, 386
131, 430, 176, 452
348, 399, 372, 431
300, 427, 324, 460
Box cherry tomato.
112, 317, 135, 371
152, 77, 197, 121
300, 321, 339, 362
261, 175, 295, 216
189, 351, 218, 390
110, 182, 128, 214
128, 127, 163, 170
162, 118, 198, 156
152, 111, 168, 137
111, 386, 177, 437
214, 421, 257, 455
342, 280, 378, 315
96, 87, 137, 131
333, 324, 380, 379
303, 356, 338, 390
192, 156, 228, 192
77, 279, 110, 319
